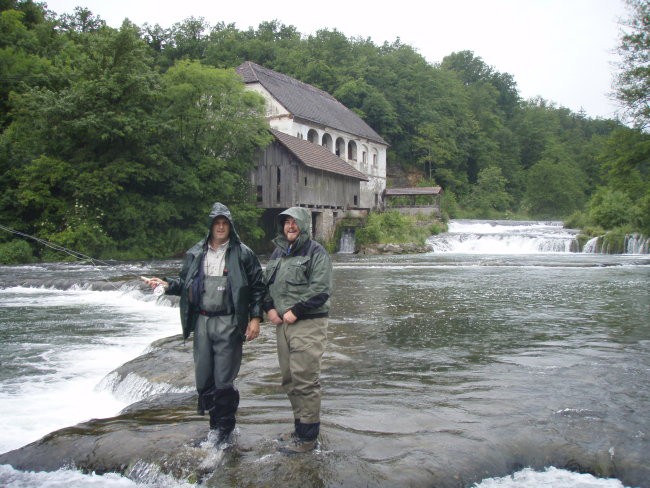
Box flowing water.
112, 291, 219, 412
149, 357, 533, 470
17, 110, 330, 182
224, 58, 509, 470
1, 220, 649, 487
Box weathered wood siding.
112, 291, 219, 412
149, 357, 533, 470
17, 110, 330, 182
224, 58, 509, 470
253, 141, 361, 209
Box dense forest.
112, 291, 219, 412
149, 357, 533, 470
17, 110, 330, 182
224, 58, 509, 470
0, 0, 648, 261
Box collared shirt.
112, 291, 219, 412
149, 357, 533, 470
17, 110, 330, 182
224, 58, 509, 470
204, 240, 229, 276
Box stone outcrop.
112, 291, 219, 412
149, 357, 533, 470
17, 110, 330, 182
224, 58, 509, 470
0, 335, 270, 482
358, 242, 431, 254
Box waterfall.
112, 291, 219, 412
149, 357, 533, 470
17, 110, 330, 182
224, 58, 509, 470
427, 220, 579, 254
625, 233, 649, 254
582, 233, 650, 254
339, 228, 356, 254
582, 236, 600, 253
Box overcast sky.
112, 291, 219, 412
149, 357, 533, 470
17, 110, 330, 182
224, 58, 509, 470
43, 0, 629, 120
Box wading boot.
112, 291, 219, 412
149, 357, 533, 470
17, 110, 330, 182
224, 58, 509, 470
208, 387, 239, 449
278, 421, 319, 454
278, 437, 317, 454
276, 419, 300, 442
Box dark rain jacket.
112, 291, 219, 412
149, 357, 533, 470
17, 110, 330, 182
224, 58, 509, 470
263, 207, 332, 319
165, 203, 265, 340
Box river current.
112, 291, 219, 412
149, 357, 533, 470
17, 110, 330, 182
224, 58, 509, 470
0, 220, 648, 487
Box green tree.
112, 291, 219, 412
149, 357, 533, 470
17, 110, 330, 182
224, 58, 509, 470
2, 21, 163, 256
614, 0, 650, 129
333, 78, 398, 140
467, 166, 512, 215
523, 153, 587, 218
0, 6, 54, 128
157, 60, 272, 244
588, 187, 636, 229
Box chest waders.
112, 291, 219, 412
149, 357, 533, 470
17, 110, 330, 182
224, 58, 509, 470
194, 273, 241, 444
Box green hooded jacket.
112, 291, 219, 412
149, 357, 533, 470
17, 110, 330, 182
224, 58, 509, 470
263, 207, 332, 319
165, 202, 265, 340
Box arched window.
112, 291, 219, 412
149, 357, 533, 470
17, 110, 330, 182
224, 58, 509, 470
335, 137, 345, 157
347, 141, 357, 161
307, 129, 319, 144
322, 133, 333, 152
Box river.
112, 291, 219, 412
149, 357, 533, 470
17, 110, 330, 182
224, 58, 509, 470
1, 220, 648, 487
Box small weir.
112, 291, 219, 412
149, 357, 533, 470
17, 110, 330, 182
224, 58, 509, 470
338, 227, 356, 253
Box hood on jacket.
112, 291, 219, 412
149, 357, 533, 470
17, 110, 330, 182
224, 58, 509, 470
207, 202, 240, 244
273, 207, 312, 253
276, 207, 312, 237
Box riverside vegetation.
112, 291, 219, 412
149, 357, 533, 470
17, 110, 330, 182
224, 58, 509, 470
0, 0, 648, 263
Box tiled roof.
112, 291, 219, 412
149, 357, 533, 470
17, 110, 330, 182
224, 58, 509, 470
271, 129, 368, 181
384, 187, 443, 196
237, 62, 387, 146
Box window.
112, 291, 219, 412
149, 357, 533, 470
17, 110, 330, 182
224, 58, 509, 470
276, 168, 281, 202
336, 137, 345, 158
348, 141, 357, 161
257, 185, 263, 202
322, 133, 333, 152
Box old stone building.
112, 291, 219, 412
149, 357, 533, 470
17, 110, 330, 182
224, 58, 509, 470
236, 62, 388, 242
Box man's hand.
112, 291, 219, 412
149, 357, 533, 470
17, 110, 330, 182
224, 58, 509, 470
140, 276, 168, 290
283, 309, 297, 324
245, 318, 261, 341
267, 309, 283, 325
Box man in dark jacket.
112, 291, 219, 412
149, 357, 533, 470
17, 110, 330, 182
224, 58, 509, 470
145, 202, 265, 448
264, 207, 332, 454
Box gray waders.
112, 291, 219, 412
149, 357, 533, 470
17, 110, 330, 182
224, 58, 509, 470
193, 275, 241, 442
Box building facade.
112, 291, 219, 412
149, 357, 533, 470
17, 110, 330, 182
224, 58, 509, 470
237, 62, 388, 212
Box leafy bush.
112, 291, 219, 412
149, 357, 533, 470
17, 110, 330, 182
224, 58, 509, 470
564, 211, 587, 229
0, 240, 35, 264
588, 188, 635, 229
355, 211, 435, 246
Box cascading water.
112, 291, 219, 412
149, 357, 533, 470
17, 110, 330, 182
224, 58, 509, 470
578, 233, 649, 254
625, 233, 649, 254
338, 227, 356, 253
427, 219, 580, 254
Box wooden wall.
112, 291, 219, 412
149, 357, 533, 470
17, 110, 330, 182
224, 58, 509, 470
252, 141, 362, 209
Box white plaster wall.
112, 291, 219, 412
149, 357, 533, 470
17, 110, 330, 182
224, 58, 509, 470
287, 121, 387, 208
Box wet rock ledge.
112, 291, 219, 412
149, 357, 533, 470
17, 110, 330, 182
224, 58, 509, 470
358, 242, 431, 254
0, 336, 234, 481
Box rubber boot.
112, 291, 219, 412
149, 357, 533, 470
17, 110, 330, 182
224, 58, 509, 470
279, 422, 319, 454
208, 387, 240, 448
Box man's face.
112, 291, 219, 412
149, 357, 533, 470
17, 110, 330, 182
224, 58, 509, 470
211, 216, 231, 244
283, 217, 300, 243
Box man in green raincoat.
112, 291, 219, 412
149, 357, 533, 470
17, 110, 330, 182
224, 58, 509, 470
264, 207, 332, 453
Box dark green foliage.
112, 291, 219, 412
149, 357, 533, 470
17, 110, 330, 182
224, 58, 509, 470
588, 188, 636, 229
0, 6, 270, 260
0, 239, 34, 264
